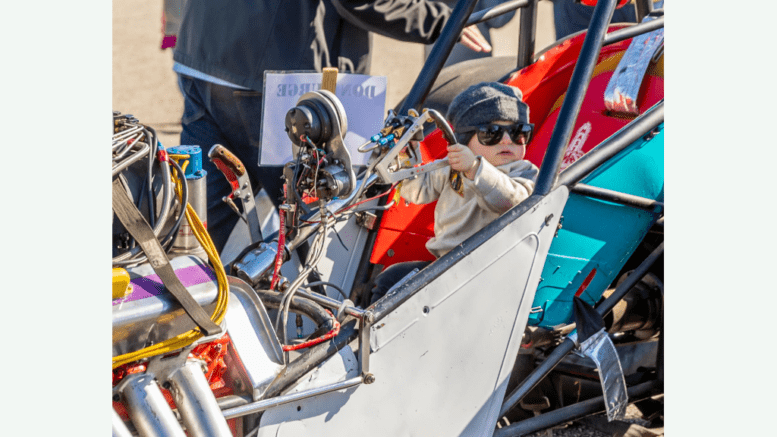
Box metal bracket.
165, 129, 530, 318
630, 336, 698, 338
336, 299, 354, 324
355, 210, 378, 230
208, 145, 263, 244
359, 311, 373, 382
578, 329, 628, 421
372, 110, 452, 184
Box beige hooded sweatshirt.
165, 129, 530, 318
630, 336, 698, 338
400, 156, 539, 258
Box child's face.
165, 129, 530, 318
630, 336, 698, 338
466, 120, 527, 167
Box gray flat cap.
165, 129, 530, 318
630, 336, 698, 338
446, 82, 530, 132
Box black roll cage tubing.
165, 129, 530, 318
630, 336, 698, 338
271, 0, 664, 405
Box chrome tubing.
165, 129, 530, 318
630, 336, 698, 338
113, 141, 151, 176
112, 408, 133, 437
223, 376, 364, 419
295, 289, 366, 319
120, 374, 187, 437
167, 360, 233, 437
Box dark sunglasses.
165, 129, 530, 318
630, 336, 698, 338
458, 123, 534, 146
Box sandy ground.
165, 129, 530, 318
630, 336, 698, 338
112, 0, 555, 148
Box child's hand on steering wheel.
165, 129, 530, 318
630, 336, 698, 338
447, 144, 480, 180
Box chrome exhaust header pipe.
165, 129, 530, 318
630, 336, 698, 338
167, 360, 233, 437
119, 374, 187, 437
112, 408, 133, 437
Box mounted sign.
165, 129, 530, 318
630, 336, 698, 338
260, 72, 387, 166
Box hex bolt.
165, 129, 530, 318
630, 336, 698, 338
364, 373, 376, 384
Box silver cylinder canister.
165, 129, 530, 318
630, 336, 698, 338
173, 172, 207, 252
167, 360, 233, 437
168, 145, 208, 255
233, 242, 280, 286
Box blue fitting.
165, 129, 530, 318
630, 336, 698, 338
370, 134, 381, 142
168, 145, 204, 179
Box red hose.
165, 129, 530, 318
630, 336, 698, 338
269, 184, 287, 290
282, 312, 341, 352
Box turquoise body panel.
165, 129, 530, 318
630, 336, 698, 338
528, 124, 664, 328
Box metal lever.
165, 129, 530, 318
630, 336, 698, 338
373, 109, 456, 184
390, 157, 451, 181
208, 144, 263, 244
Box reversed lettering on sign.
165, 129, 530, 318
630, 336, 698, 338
276, 83, 378, 99
262, 72, 387, 166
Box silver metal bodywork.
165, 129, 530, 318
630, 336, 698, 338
225, 277, 285, 399
255, 187, 568, 436
312, 200, 376, 300
112, 256, 218, 357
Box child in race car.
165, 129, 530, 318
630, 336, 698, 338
370, 81, 539, 304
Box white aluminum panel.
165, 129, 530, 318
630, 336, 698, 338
257, 187, 568, 437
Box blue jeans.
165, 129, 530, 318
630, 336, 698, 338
178, 74, 285, 252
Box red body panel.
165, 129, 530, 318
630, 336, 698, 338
524, 71, 664, 167
369, 130, 446, 266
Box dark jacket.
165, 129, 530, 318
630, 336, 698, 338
174, 0, 454, 92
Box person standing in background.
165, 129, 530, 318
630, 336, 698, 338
172, 0, 493, 253
160, 0, 185, 50
551, 0, 639, 40
425, 0, 516, 67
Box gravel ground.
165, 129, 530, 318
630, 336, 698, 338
520, 403, 665, 437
